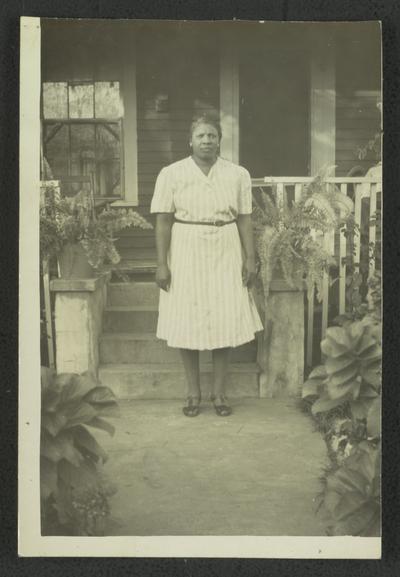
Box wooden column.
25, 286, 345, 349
219, 28, 240, 164
308, 35, 336, 364
310, 39, 336, 175
111, 30, 139, 207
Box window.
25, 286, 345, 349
42, 81, 124, 198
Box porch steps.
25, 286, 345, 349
98, 274, 260, 399
100, 332, 256, 364
103, 306, 159, 333
98, 362, 260, 400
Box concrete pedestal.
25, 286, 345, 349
50, 272, 110, 375
257, 282, 305, 397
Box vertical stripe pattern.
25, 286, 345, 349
151, 156, 263, 350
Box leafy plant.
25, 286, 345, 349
303, 321, 381, 421
40, 368, 120, 535
40, 184, 152, 268
319, 440, 381, 536
302, 304, 382, 536
252, 167, 354, 308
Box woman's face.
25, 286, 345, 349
190, 123, 220, 161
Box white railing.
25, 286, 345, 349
252, 175, 382, 367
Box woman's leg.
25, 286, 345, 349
179, 348, 201, 397
212, 347, 231, 402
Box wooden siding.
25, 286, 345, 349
335, 91, 381, 176
334, 24, 381, 177
119, 28, 220, 261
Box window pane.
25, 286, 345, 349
96, 123, 121, 196
69, 83, 94, 118
44, 123, 69, 176
95, 81, 122, 118
70, 124, 96, 178
43, 83, 68, 119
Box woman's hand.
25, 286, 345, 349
242, 257, 257, 288
156, 263, 171, 292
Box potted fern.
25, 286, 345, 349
252, 168, 354, 312
40, 184, 152, 278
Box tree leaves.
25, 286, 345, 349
59, 372, 98, 405
86, 417, 115, 437
83, 386, 117, 405
41, 457, 58, 499
321, 443, 381, 536
73, 425, 109, 464
311, 394, 351, 415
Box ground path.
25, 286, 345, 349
101, 398, 327, 536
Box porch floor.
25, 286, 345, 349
101, 398, 328, 536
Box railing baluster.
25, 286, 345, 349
339, 183, 348, 314
294, 183, 302, 203
42, 257, 55, 369
276, 182, 284, 208
306, 288, 315, 367
354, 182, 362, 267
322, 227, 335, 340
369, 183, 377, 276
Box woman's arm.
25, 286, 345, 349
236, 214, 257, 288
155, 213, 174, 291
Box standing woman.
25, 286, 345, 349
150, 113, 263, 417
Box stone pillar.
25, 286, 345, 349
50, 272, 110, 376
258, 281, 305, 398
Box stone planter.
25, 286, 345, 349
257, 275, 306, 398
50, 272, 110, 376
58, 242, 95, 279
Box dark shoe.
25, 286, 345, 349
210, 394, 232, 417
182, 395, 201, 417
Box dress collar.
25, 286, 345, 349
189, 155, 220, 179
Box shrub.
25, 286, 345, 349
40, 368, 120, 535
302, 288, 381, 536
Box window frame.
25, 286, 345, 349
41, 80, 125, 200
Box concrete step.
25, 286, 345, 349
107, 282, 159, 307
98, 362, 260, 399
103, 306, 159, 333
118, 247, 157, 261
99, 333, 257, 364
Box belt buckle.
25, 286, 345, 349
214, 219, 224, 227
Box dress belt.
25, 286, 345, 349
174, 217, 237, 227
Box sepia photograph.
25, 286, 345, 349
19, 17, 382, 557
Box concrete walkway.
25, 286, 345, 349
101, 398, 328, 536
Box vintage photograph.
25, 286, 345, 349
29, 17, 382, 550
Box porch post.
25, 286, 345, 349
310, 36, 336, 174
219, 28, 240, 164
111, 29, 139, 207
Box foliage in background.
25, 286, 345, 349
252, 167, 354, 310
302, 272, 381, 536
40, 185, 152, 268
40, 368, 120, 535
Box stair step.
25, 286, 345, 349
104, 306, 159, 332
100, 333, 257, 364
118, 247, 157, 260
103, 261, 157, 282
107, 282, 159, 306
99, 362, 260, 399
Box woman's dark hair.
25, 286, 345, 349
190, 111, 222, 140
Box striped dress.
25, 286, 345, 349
150, 155, 263, 350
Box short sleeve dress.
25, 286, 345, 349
150, 155, 263, 350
